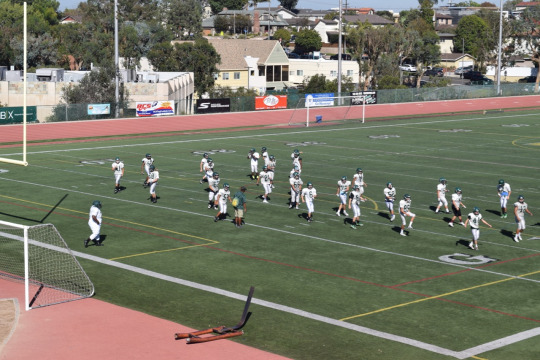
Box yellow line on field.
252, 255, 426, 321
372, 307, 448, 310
108, 243, 208, 261
471, 355, 489, 360
0, 194, 218, 244
340, 269, 540, 322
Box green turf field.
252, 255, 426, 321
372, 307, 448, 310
1, 110, 539, 359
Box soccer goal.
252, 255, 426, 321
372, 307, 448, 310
0, 220, 94, 310
288, 94, 368, 127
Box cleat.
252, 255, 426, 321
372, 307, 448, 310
504, 214, 508, 218
336, 212, 341, 216
263, 199, 268, 203
390, 215, 395, 221
469, 242, 474, 249
460, 222, 465, 226
514, 236, 519, 243
435, 209, 439, 213
400, 232, 407, 236
445, 210, 450, 214
114, 189, 119, 194
214, 216, 219, 222
407, 225, 413, 229
475, 246, 479, 250
343, 211, 349, 216
295, 205, 299, 209
289, 204, 293, 209
92, 239, 102, 246
500, 214, 505, 218
350, 225, 357, 229
448, 222, 454, 227
84, 239, 90, 248
214, 206, 218, 210
208, 204, 212, 208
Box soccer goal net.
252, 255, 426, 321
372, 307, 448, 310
288, 94, 370, 127
0, 220, 94, 310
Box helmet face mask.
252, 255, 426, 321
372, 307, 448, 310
92, 200, 102, 209
455, 187, 462, 193
403, 194, 411, 201
387, 182, 392, 188
224, 183, 230, 189
353, 185, 360, 191
146, 153, 151, 159
473, 207, 480, 213
499, 179, 504, 185
269, 155, 275, 160
262, 147, 267, 151
294, 172, 299, 179
357, 168, 362, 173
518, 195, 524, 202
307, 182, 313, 188
341, 176, 347, 181
115, 157, 120, 163
263, 165, 268, 171
439, 178, 446, 184
149, 165, 155, 172
213, 172, 219, 178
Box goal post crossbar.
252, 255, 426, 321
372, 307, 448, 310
288, 95, 367, 127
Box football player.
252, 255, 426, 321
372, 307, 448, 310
448, 187, 466, 227
112, 157, 124, 194
207, 172, 220, 209
261, 146, 269, 166
399, 194, 415, 236
289, 172, 303, 209
383, 182, 396, 221
141, 153, 154, 187
292, 150, 302, 172
513, 195, 533, 242
336, 176, 351, 216
435, 177, 450, 214
353, 168, 367, 200
464, 207, 492, 250
290, 165, 301, 178
348, 185, 363, 229
267, 155, 276, 188
214, 183, 231, 222
256, 166, 272, 203
203, 158, 214, 183
199, 153, 209, 184
147, 165, 159, 203
301, 182, 317, 222
497, 179, 512, 218
247, 148, 260, 180
85, 200, 103, 248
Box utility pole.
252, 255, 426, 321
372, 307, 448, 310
338, 0, 342, 98
114, 0, 119, 118
496, 0, 503, 95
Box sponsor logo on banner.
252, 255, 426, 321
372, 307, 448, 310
255, 95, 287, 110
195, 98, 231, 114
87, 104, 111, 115
136, 101, 175, 117
305, 93, 334, 107
350, 91, 377, 105
0, 106, 37, 124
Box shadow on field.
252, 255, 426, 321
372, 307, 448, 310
377, 211, 391, 220
455, 239, 471, 248
485, 209, 501, 216
500, 229, 514, 239
298, 213, 309, 221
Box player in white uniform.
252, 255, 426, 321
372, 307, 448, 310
214, 183, 231, 222
435, 178, 450, 213
85, 200, 103, 247
464, 207, 492, 250
289, 172, 303, 209
301, 182, 317, 222
513, 195, 533, 242
290, 165, 301, 178
256, 166, 272, 203
247, 148, 260, 180
348, 185, 363, 229
399, 194, 415, 236
336, 176, 351, 216
203, 158, 214, 181
267, 155, 276, 188
112, 157, 125, 194
199, 153, 209, 184
292, 151, 302, 173
383, 182, 396, 221
207, 172, 221, 209
147, 165, 159, 203
353, 168, 367, 200
141, 153, 154, 187
497, 179, 512, 218
261, 147, 269, 166
448, 187, 466, 227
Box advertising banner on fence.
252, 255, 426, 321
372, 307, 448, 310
255, 95, 287, 110
87, 104, 111, 115
305, 93, 334, 107
136, 101, 175, 117
195, 98, 231, 114
0, 106, 37, 124
350, 91, 377, 105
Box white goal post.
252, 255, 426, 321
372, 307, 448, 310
288, 95, 368, 127
0, 220, 94, 310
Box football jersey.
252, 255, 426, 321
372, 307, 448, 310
250, 152, 260, 165
208, 177, 220, 191
350, 190, 361, 205
292, 157, 302, 169
399, 199, 411, 213
259, 171, 271, 184
384, 187, 396, 201
262, 151, 269, 164
302, 187, 317, 201
467, 212, 482, 228
112, 161, 124, 174
148, 170, 159, 183
204, 163, 214, 172
267, 160, 276, 171
437, 183, 447, 197
353, 173, 364, 186
217, 188, 230, 203
514, 201, 528, 217
498, 183, 511, 196
89, 205, 102, 223
142, 157, 154, 167
452, 193, 462, 204
290, 177, 303, 192
337, 180, 351, 194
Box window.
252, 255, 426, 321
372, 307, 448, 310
234, 72, 240, 80
296, 70, 303, 76
330, 70, 337, 77
223, 73, 229, 80
290, 70, 294, 75
347, 70, 353, 76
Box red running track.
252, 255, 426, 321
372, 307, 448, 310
1, 95, 539, 144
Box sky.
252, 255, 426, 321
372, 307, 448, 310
58, 0, 429, 12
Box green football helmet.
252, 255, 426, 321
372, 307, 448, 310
92, 200, 102, 209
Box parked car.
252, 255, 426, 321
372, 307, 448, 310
287, 53, 300, 59
455, 65, 473, 75
518, 75, 536, 83
399, 64, 417, 72
330, 53, 352, 60
424, 67, 444, 77
463, 70, 482, 80
470, 77, 494, 85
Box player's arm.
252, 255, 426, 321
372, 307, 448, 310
514, 204, 519, 217
481, 219, 492, 228
92, 215, 100, 225
141, 162, 145, 174
336, 185, 340, 196
215, 194, 221, 205
464, 218, 469, 227
461, 201, 466, 209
